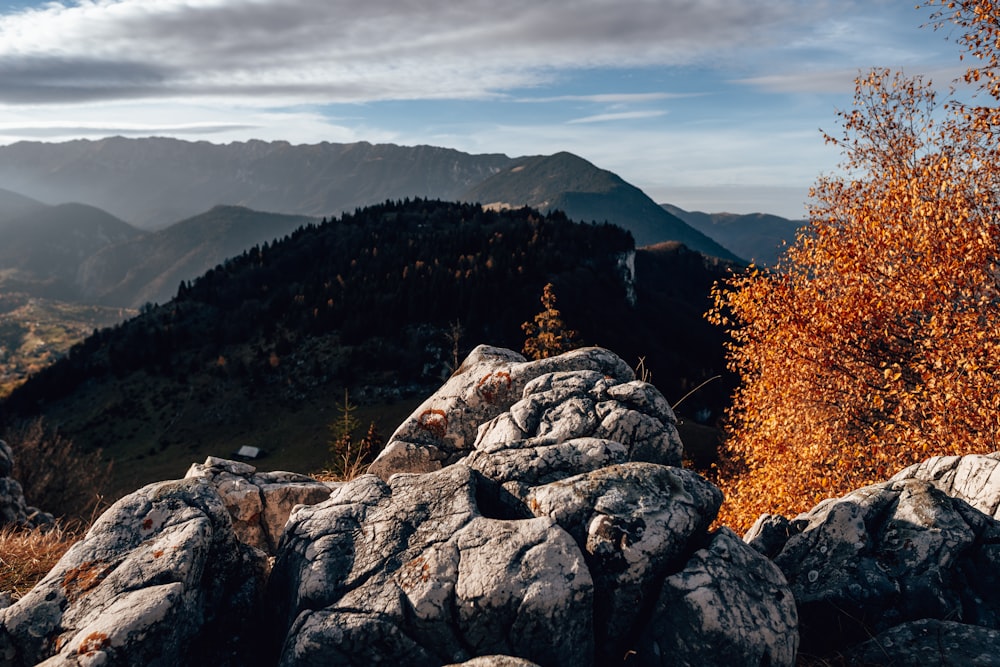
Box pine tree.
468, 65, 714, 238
522, 283, 578, 360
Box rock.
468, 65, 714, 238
765, 477, 1000, 657
0, 440, 53, 529
523, 463, 724, 661
843, 618, 1000, 666
267, 464, 594, 666
0, 477, 268, 667
185, 456, 333, 554
368, 346, 635, 478
444, 657, 541, 667
635, 528, 799, 666
465, 370, 683, 488
892, 452, 1000, 519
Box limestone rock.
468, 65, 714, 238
185, 456, 333, 554
267, 464, 594, 666
444, 657, 541, 667
765, 478, 1000, 656
466, 370, 683, 488
368, 346, 635, 478
0, 477, 268, 667
524, 463, 723, 661
892, 452, 1000, 519
843, 618, 1000, 666
635, 528, 798, 666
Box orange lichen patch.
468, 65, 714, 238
528, 497, 541, 514
141, 518, 154, 531
78, 631, 110, 656
400, 556, 431, 585
417, 409, 448, 439
62, 560, 113, 602
476, 371, 512, 403
152, 550, 164, 559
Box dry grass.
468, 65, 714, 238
0, 522, 81, 600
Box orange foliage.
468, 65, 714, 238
710, 34, 1000, 531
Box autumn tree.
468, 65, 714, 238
709, 57, 1000, 530
522, 283, 578, 360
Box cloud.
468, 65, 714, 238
0, 0, 831, 106
567, 110, 667, 124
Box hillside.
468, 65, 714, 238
0, 199, 734, 498
662, 203, 805, 266
466, 153, 743, 260
0, 203, 143, 302
0, 188, 45, 223
78, 205, 318, 308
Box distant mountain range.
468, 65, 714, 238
662, 203, 806, 267
0, 137, 740, 260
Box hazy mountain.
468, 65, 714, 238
0, 137, 515, 229
79, 205, 318, 308
0, 188, 46, 224
2, 199, 735, 497
464, 153, 743, 261
0, 138, 724, 259
0, 203, 143, 301
662, 203, 806, 267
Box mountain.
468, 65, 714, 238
0, 203, 143, 301
0, 188, 46, 224
78, 205, 318, 308
0, 137, 516, 230
463, 153, 743, 260
661, 203, 806, 266
0, 138, 723, 259
0, 199, 735, 498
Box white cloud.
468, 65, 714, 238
567, 110, 667, 124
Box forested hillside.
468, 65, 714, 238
1, 199, 733, 496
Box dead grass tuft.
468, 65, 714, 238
0, 522, 82, 600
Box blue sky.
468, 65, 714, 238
0, 0, 969, 218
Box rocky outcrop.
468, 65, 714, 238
749, 469, 1000, 660
0, 477, 268, 666
0, 440, 53, 529
1, 346, 798, 665
891, 452, 1000, 519
368, 346, 673, 478
185, 456, 333, 554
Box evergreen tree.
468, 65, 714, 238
521, 283, 578, 360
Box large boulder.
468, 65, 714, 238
753, 475, 1000, 657
266, 464, 595, 666
892, 452, 1000, 519
0, 477, 268, 666
843, 618, 1000, 666
368, 346, 640, 478
185, 456, 334, 554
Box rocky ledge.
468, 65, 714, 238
1, 346, 998, 666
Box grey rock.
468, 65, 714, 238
634, 528, 798, 667
185, 456, 332, 554
524, 463, 724, 661
368, 346, 635, 478
0, 477, 268, 667
844, 618, 1000, 666
444, 657, 541, 667
892, 452, 1000, 519
0, 440, 51, 529
767, 478, 1000, 656
267, 464, 594, 666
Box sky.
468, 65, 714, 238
0, 0, 972, 219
